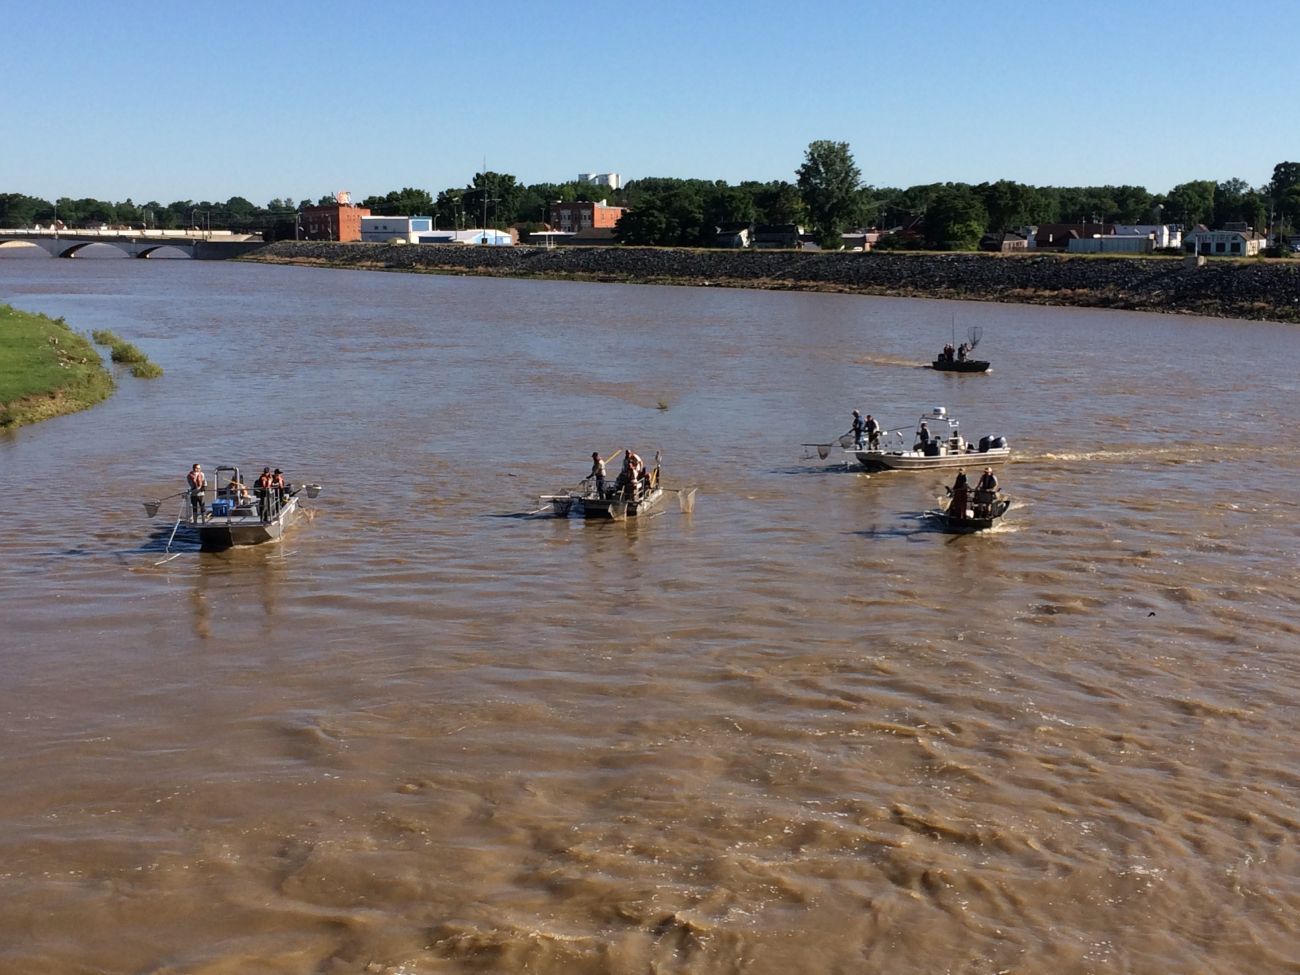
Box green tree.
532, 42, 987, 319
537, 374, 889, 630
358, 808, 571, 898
1110, 185, 1153, 223
1271, 162, 1300, 235
613, 184, 707, 246
737, 180, 806, 226
433, 188, 465, 230
1212, 178, 1258, 229
470, 171, 523, 226
1165, 180, 1216, 229
701, 183, 756, 241
613, 197, 671, 245
361, 187, 435, 217
796, 140, 863, 246
975, 180, 1039, 232
923, 185, 987, 250
0, 193, 49, 228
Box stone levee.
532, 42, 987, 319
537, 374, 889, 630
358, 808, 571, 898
245, 242, 1300, 324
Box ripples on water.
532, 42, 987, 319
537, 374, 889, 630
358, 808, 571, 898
0, 260, 1297, 974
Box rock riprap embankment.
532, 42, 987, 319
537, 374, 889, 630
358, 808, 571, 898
246, 243, 1300, 323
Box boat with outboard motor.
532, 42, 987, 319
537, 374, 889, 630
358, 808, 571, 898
853, 407, 1010, 472
541, 451, 667, 521
932, 325, 990, 372
145, 464, 322, 550
929, 488, 1013, 533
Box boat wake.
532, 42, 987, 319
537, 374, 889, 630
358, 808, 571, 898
1034, 444, 1259, 464
853, 354, 928, 369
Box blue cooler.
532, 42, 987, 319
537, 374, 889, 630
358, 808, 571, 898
211, 498, 231, 516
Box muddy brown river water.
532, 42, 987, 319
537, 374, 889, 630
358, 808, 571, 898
1, 259, 1297, 974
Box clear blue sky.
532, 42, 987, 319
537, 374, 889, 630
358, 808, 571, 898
3, 0, 1296, 205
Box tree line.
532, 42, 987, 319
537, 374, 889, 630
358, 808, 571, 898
3, 144, 1297, 251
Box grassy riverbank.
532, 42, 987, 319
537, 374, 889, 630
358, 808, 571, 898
0, 304, 116, 428
91, 329, 165, 378
245, 242, 1300, 324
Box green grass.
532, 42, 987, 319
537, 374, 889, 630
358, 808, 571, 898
0, 304, 116, 428
108, 339, 150, 364
92, 327, 165, 375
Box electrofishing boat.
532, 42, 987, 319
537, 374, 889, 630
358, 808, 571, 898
144, 464, 322, 550
540, 451, 691, 521
929, 491, 1013, 533
932, 325, 990, 372
854, 407, 1011, 472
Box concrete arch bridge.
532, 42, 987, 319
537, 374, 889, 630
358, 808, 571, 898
0, 229, 265, 259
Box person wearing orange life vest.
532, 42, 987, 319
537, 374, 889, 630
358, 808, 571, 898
271, 469, 287, 506
186, 464, 206, 521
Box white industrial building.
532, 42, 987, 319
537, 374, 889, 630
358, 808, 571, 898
1113, 224, 1182, 249
360, 216, 434, 243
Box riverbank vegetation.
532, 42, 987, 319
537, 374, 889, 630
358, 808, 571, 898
91, 329, 164, 378
0, 304, 115, 428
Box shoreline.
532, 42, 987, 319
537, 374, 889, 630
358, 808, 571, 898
0, 304, 115, 429
243, 242, 1300, 324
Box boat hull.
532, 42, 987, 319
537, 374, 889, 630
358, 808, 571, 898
931, 359, 990, 372
856, 446, 1011, 471
577, 487, 665, 521
192, 497, 300, 549
932, 497, 1012, 533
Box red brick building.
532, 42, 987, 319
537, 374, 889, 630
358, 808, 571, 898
546, 200, 625, 234
300, 203, 370, 242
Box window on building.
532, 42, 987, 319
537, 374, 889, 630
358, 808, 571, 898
1231, 242, 1241, 253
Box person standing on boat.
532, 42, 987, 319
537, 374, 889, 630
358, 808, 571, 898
256, 467, 274, 521
589, 452, 606, 498
864, 413, 881, 449
915, 421, 932, 450
948, 469, 970, 520
187, 464, 206, 521
623, 450, 643, 501
271, 469, 287, 510
973, 467, 999, 517
851, 410, 867, 449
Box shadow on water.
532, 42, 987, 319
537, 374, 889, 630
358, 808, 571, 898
52, 524, 200, 558
777, 462, 868, 476
847, 512, 971, 541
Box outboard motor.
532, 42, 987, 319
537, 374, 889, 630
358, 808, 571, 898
991, 436, 1007, 449
978, 435, 991, 453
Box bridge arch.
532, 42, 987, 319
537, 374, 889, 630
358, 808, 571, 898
0, 240, 51, 258
60, 241, 130, 259
136, 245, 192, 259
